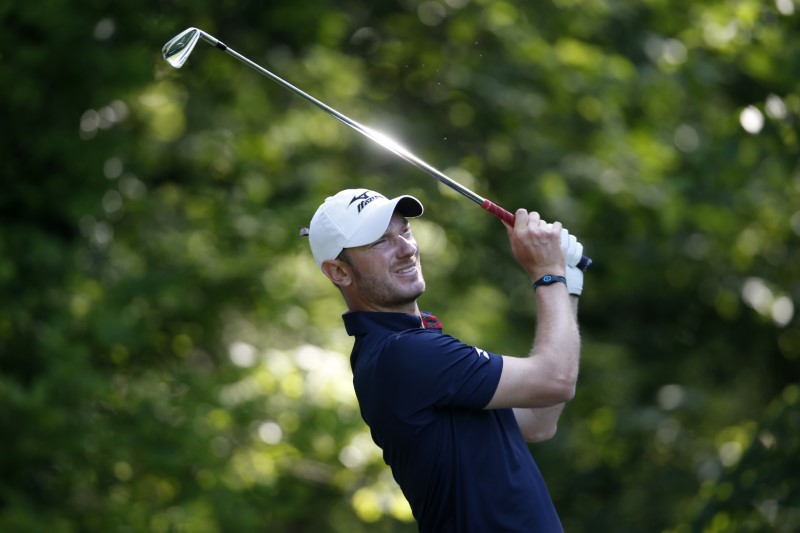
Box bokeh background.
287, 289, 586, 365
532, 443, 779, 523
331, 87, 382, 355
2, 0, 799, 531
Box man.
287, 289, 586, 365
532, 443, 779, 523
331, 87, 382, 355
307, 188, 584, 532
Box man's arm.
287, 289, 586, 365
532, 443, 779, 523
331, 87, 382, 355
511, 295, 580, 442
483, 211, 582, 440
512, 405, 566, 442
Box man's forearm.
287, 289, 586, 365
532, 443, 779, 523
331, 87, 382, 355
529, 287, 581, 393
513, 404, 566, 442
514, 295, 580, 439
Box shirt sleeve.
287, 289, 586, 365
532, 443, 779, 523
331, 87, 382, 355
377, 329, 504, 413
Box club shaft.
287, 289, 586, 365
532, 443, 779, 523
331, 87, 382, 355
189, 30, 591, 271
198, 31, 486, 206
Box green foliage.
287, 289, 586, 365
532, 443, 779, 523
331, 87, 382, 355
1, 0, 798, 531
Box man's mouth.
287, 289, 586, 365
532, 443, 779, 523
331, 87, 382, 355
396, 264, 417, 275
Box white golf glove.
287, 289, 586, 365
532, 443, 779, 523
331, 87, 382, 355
566, 265, 583, 296
560, 228, 584, 268
560, 229, 584, 296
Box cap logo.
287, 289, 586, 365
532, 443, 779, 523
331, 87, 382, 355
348, 192, 385, 213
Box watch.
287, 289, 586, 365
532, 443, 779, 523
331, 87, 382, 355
532, 274, 567, 291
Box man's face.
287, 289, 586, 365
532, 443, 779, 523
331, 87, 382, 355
342, 211, 426, 312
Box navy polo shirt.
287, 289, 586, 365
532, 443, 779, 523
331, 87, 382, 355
344, 311, 563, 533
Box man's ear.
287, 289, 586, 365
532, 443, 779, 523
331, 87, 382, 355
321, 259, 353, 288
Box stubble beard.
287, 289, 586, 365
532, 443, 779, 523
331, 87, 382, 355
353, 262, 426, 309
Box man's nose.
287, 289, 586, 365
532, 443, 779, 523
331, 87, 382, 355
396, 235, 417, 257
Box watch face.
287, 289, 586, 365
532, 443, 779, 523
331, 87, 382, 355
533, 275, 566, 290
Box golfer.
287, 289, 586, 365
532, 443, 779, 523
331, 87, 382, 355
307, 188, 583, 532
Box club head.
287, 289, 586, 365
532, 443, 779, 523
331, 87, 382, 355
162, 27, 202, 68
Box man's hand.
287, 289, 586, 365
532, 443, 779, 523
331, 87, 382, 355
560, 230, 585, 296
560, 229, 584, 268
566, 266, 583, 296
504, 209, 565, 281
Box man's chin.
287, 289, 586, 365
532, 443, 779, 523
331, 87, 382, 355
390, 284, 425, 308
408, 279, 426, 299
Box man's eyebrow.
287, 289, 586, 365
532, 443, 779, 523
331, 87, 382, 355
392, 218, 410, 233
373, 218, 409, 243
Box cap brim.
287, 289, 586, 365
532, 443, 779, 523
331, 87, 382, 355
396, 196, 424, 218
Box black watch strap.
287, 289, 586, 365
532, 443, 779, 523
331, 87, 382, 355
532, 274, 567, 291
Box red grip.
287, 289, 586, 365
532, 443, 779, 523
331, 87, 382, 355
481, 199, 516, 225
481, 199, 593, 271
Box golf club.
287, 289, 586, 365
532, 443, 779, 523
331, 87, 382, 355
162, 27, 592, 271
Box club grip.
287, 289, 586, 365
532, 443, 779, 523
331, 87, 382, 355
481, 199, 593, 272
481, 198, 516, 225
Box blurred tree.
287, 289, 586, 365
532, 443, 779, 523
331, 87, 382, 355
1, 0, 798, 531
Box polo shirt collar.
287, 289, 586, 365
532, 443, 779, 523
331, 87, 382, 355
343, 311, 423, 337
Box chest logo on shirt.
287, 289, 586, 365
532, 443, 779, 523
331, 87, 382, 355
475, 348, 489, 360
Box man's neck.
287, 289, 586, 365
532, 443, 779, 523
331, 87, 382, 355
346, 299, 420, 316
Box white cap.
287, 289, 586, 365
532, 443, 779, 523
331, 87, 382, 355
308, 189, 424, 269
